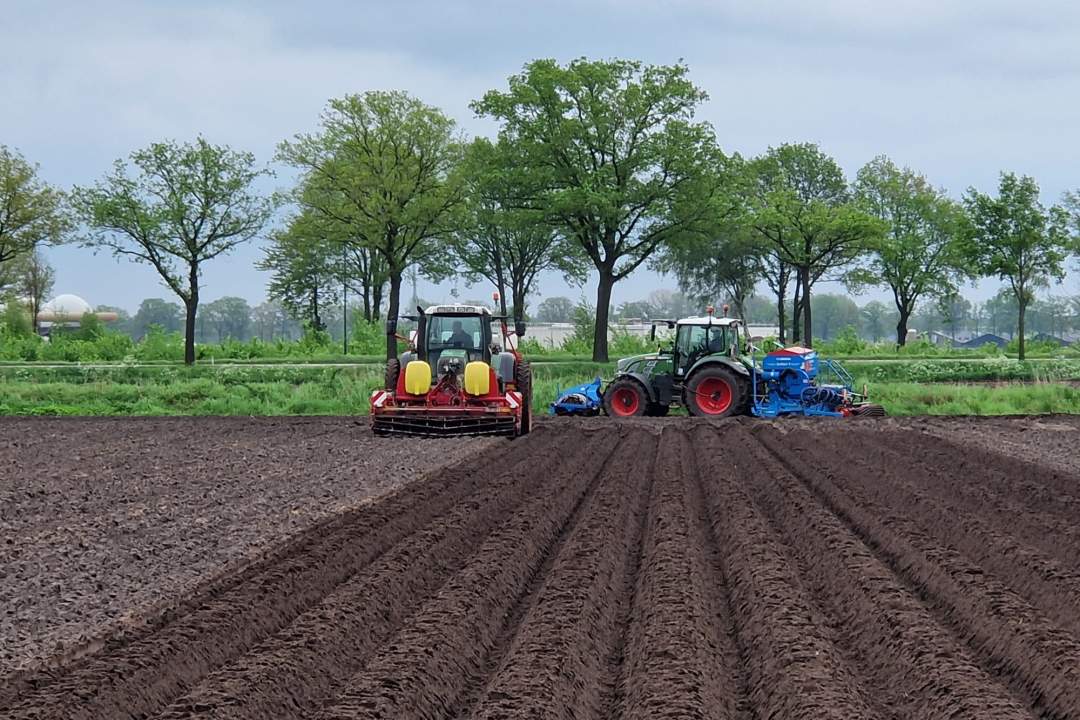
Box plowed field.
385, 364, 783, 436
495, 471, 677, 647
4, 415, 1080, 720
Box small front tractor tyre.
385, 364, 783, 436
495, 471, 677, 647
604, 378, 648, 417
685, 366, 746, 418
515, 360, 533, 435
385, 358, 401, 391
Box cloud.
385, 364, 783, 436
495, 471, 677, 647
3, 0, 1078, 308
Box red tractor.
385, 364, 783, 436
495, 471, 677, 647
370, 304, 532, 437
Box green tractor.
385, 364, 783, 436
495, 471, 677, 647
604, 310, 752, 418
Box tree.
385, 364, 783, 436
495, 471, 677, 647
534, 296, 575, 323
936, 292, 971, 341
132, 298, 183, 339
94, 305, 132, 336
278, 91, 466, 360
259, 210, 341, 331
251, 300, 298, 341
74, 138, 274, 364
201, 296, 251, 342
852, 156, 967, 346
961, 172, 1071, 359
13, 249, 55, 333
0, 145, 71, 274
744, 144, 883, 346
452, 137, 584, 322
474, 58, 724, 361
810, 294, 860, 341
661, 226, 762, 321
859, 300, 894, 342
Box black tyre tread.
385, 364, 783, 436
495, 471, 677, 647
603, 378, 648, 417
685, 365, 748, 418
385, 358, 401, 391
515, 360, 532, 435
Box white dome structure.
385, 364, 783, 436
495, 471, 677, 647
41, 294, 94, 317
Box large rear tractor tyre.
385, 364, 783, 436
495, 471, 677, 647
685, 366, 747, 418
515, 360, 532, 435
385, 358, 401, 391
603, 378, 648, 418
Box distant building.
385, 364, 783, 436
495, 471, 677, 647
955, 333, 1008, 349
36, 294, 118, 337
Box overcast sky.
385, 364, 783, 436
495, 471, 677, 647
4, 0, 1079, 313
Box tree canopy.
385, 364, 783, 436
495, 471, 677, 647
961, 172, 1071, 359
743, 143, 884, 346
852, 155, 967, 345
74, 138, 274, 363
277, 90, 466, 359
0, 145, 71, 270
474, 58, 724, 361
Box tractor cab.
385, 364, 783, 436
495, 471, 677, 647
671, 316, 745, 379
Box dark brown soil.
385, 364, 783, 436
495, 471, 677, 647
0, 417, 496, 680
3, 414, 1080, 719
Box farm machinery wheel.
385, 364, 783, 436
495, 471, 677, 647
685, 366, 747, 418
603, 379, 648, 417
384, 358, 401, 390
515, 360, 533, 435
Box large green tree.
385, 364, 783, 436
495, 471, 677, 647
200, 296, 252, 342
0, 145, 71, 272
852, 156, 966, 346
961, 172, 1071, 359
74, 138, 274, 363
278, 91, 466, 359
132, 297, 184, 338
474, 58, 723, 361
452, 137, 584, 322
259, 210, 341, 331
744, 144, 883, 346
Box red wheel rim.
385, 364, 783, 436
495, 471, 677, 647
696, 377, 732, 414
610, 387, 641, 416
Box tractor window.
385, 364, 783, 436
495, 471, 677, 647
426, 315, 483, 350
675, 324, 734, 374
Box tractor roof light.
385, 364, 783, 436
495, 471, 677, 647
706, 305, 715, 316
722, 304, 730, 317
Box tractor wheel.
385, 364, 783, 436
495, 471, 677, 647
645, 402, 670, 417
685, 366, 746, 418
385, 358, 401, 391
604, 379, 648, 417
515, 360, 532, 435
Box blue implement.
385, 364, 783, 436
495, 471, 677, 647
550, 377, 604, 416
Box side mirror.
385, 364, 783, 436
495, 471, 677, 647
649, 325, 656, 342
385, 318, 398, 335
514, 320, 526, 338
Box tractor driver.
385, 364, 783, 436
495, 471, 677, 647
447, 320, 474, 348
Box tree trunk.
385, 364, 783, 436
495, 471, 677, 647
776, 274, 787, 345
593, 269, 615, 362
372, 282, 383, 322
1017, 298, 1026, 361
801, 266, 813, 347
183, 300, 197, 365
511, 281, 525, 324
791, 272, 803, 344
895, 308, 911, 347
386, 270, 402, 361
183, 266, 198, 364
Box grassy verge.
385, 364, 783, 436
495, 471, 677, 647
1, 365, 1077, 417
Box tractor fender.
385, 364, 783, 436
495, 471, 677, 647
611, 372, 658, 403
685, 356, 750, 381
